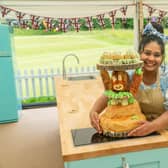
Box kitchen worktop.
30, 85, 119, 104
55, 76, 168, 162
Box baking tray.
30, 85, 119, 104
71, 127, 160, 146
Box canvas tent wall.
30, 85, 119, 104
1, 0, 168, 18
1, 0, 168, 49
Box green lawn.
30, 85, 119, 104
13, 28, 168, 102
14, 29, 135, 72
14, 28, 168, 73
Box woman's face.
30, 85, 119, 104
140, 41, 163, 72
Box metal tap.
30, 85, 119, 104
62, 53, 80, 80
122, 157, 130, 168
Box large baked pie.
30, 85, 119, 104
99, 100, 146, 135
97, 51, 146, 137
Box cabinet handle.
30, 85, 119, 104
121, 157, 130, 168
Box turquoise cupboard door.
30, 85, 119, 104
123, 147, 168, 168
0, 57, 19, 122
65, 147, 168, 168
0, 24, 13, 57
65, 154, 122, 168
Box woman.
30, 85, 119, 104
90, 34, 168, 136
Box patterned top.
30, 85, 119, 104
160, 73, 168, 100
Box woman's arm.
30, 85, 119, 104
90, 94, 108, 114
128, 73, 168, 136
89, 94, 108, 133
151, 111, 168, 131
128, 111, 168, 136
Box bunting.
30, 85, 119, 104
109, 10, 117, 29
147, 6, 156, 22
15, 11, 25, 23
120, 6, 128, 24
96, 14, 105, 28
71, 18, 81, 32
0, 6, 11, 17
158, 10, 167, 23
59, 18, 68, 32
85, 17, 93, 31
143, 3, 168, 24
1, 3, 168, 33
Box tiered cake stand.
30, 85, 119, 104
96, 60, 144, 137
97, 61, 144, 71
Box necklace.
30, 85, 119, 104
143, 74, 157, 85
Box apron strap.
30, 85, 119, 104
156, 70, 161, 89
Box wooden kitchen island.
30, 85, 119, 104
56, 76, 168, 168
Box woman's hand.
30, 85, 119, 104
90, 111, 102, 134
128, 121, 156, 137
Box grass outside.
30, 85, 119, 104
14, 28, 168, 73
14, 28, 168, 103
14, 29, 135, 73
22, 96, 56, 104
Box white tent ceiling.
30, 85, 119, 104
1, 1, 135, 18
1, 0, 168, 19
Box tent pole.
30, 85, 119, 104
134, 0, 143, 51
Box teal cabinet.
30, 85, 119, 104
0, 25, 13, 56
0, 24, 21, 123
65, 147, 168, 168
0, 58, 20, 122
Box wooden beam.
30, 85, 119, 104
134, 0, 144, 51
139, 0, 144, 42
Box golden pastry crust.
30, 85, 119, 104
100, 51, 138, 61
99, 101, 146, 133
111, 71, 129, 91
129, 72, 143, 96
100, 70, 111, 90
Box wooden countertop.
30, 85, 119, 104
55, 76, 168, 162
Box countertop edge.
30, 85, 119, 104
63, 140, 168, 161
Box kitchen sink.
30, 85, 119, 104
67, 75, 96, 81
